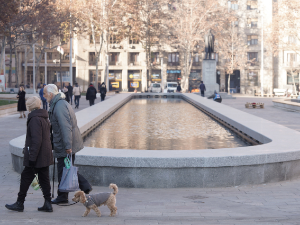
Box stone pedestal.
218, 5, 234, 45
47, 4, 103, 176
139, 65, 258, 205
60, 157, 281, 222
202, 59, 219, 97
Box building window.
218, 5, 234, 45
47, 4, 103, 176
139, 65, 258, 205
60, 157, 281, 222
287, 71, 299, 85
248, 52, 258, 66
90, 35, 100, 44
168, 53, 179, 66
89, 52, 97, 66
247, 35, 258, 45
110, 35, 120, 44
129, 35, 139, 44
247, 18, 258, 28
109, 52, 120, 66
190, 53, 200, 66
151, 52, 160, 65
89, 70, 101, 84
47, 52, 52, 60
288, 36, 298, 45
228, 1, 238, 10
129, 53, 140, 66
247, 0, 257, 10
285, 53, 300, 67
248, 70, 258, 86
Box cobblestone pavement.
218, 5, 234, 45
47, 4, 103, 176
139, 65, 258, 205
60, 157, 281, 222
1, 96, 300, 224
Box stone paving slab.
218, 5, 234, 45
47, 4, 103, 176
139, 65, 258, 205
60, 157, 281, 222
2, 96, 300, 224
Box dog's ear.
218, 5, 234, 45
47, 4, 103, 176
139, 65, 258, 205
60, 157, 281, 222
79, 191, 87, 203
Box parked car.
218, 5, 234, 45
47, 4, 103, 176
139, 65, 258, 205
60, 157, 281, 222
163, 82, 178, 93
149, 83, 162, 93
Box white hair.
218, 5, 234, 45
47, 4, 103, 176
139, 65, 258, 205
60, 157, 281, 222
46, 84, 65, 99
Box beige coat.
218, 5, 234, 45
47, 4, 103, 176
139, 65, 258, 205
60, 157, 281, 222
73, 86, 81, 96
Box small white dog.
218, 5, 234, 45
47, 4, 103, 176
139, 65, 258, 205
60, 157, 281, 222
72, 183, 118, 217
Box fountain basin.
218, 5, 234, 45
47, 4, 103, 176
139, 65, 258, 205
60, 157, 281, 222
10, 93, 300, 188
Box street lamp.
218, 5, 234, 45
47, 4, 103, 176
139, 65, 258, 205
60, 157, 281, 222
259, 7, 264, 97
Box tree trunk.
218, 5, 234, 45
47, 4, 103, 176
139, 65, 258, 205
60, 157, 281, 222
9, 33, 12, 88
15, 47, 18, 87
0, 36, 6, 78
228, 74, 231, 93
291, 71, 297, 95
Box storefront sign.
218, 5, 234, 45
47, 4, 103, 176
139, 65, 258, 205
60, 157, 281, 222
130, 82, 139, 88
167, 70, 181, 74
111, 82, 119, 88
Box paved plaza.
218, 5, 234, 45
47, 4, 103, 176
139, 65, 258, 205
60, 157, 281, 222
1, 96, 300, 224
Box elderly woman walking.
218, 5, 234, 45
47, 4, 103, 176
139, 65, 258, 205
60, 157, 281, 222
5, 96, 54, 212
17, 86, 27, 118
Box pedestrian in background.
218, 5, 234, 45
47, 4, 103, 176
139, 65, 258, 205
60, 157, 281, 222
5, 96, 53, 212
67, 83, 73, 105
63, 86, 70, 103
100, 82, 107, 101
199, 81, 206, 97
39, 84, 48, 110
86, 83, 97, 106
176, 83, 182, 93
17, 86, 27, 118
73, 82, 81, 109
44, 84, 91, 204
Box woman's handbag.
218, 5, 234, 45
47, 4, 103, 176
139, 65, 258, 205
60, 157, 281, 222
58, 154, 79, 192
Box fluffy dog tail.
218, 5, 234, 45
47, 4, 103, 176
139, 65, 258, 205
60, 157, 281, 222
109, 183, 118, 195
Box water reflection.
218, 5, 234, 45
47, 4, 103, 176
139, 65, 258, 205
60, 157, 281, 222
84, 99, 250, 150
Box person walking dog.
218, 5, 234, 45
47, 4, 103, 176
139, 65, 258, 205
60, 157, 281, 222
44, 84, 92, 204
17, 86, 27, 118
5, 96, 54, 212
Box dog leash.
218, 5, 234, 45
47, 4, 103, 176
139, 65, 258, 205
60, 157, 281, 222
55, 201, 78, 206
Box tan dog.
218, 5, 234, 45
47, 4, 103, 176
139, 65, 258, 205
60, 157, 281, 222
72, 183, 118, 217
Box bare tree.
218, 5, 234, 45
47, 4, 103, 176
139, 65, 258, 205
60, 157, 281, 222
217, 17, 248, 93
266, 0, 300, 94
166, 0, 229, 92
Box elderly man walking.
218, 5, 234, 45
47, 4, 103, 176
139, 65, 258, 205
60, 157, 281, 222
43, 84, 92, 204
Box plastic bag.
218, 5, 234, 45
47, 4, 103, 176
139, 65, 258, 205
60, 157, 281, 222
31, 174, 40, 191
58, 154, 79, 192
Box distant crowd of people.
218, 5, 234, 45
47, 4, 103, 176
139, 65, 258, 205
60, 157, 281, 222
16, 82, 108, 118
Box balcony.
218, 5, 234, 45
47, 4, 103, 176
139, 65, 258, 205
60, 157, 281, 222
128, 61, 140, 66
89, 61, 102, 66
192, 61, 201, 66
167, 62, 180, 66
248, 61, 259, 67
284, 61, 300, 68
109, 61, 122, 66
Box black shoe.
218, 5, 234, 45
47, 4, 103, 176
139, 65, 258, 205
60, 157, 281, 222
84, 187, 93, 194
38, 200, 53, 212
5, 201, 24, 212
51, 198, 68, 204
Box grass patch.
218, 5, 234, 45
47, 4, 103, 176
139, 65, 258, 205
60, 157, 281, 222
0, 100, 17, 106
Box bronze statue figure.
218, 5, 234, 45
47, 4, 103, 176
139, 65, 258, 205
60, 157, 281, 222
204, 29, 215, 60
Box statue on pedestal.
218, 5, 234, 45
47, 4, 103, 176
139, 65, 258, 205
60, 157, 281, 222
204, 29, 215, 60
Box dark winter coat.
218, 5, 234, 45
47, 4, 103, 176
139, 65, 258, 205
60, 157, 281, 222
48, 93, 83, 158
39, 88, 47, 102
68, 85, 73, 97
100, 84, 107, 96
17, 91, 27, 111
176, 85, 182, 92
23, 109, 53, 168
64, 90, 70, 103
86, 85, 97, 100
199, 83, 206, 91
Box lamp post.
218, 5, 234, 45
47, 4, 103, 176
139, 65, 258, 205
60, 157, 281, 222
260, 6, 264, 97
33, 44, 36, 94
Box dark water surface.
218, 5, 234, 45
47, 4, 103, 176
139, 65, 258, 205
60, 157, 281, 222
84, 99, 250, 150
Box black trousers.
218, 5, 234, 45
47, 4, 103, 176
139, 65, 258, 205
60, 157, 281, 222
17, 166, 51, 203
74, 96, 80, 107
101, 94, 105, 101
42, 101, 48, 110
201, 91, 205, 97
89, 99, 95, 106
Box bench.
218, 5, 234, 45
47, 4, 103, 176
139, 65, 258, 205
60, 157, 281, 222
291, 94, 299, 99
273, 89, 286, 97
254, 92, 271, 97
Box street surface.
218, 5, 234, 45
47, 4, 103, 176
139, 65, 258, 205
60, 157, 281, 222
1, 96, 300, 224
